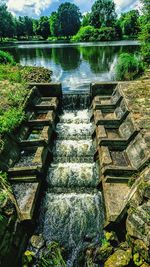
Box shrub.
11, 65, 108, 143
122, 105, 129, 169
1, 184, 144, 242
0, 50, 16, 65
116, 53, 144, 80
72, 26, 98, 42
98, 27, 117, 41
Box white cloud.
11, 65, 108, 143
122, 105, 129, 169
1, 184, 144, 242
5, 0, 140, 17
114, 0, 140, 13
7, 0, 54, 16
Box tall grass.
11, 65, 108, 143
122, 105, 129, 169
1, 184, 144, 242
116, 53, 144, 80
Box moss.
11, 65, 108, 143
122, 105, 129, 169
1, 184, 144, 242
22, 250, 35, 267
133, 252, 144, 266
39, 242, 66, 267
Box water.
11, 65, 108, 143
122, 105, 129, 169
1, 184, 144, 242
35, 95, 104, 266
3, 41, 140, 92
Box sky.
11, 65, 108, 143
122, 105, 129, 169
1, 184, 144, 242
3, 0, 141, 17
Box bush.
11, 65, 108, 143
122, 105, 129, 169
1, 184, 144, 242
116, 53, 144, 80
98, 27, 117, 41
72, 26, 98, 42
72, 26, 121, 42
0, 50, 16, 65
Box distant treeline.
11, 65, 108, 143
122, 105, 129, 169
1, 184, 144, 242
0, 0, 149, 43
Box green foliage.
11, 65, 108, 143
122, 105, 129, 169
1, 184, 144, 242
72, 26, 120, 42
101, 238, 110, 247
82, 13, 91, 27
0, 50, 16, 65
39, 242, 66, 267
37, 16, 50, 40
50, 12, 60, 37
72, 26, 97, 42
0, 65, 22, 83
0, 172, 11, 192
90, 0, 117, 28
0, 4, 16, 39
118, 10, 140, 37
116, 53, 144, 81
139, 22, 150, 62
56, 2, 81, 38
22, 250, 35, 267
0, 172, 11, 221
98, 27, 117, 41
138, 0, 150, 64
0, 108, 25, 135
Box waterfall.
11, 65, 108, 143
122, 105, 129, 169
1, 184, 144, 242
35, 94, 104, 267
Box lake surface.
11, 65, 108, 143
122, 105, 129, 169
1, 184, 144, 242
4, 41, 140, 92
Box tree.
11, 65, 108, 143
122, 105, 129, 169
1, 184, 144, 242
16, 17, 25, 38
57, 2, 81, 38
0, 4, 15, 40
37, 16, 50, 39
32, 19, 40, 36
24, 16, 33, 37
139, 0, 150, 62
82, 13, 91, 27
118, 10, 140, 37
50, 12, 59, 37
90, 0, 117, 28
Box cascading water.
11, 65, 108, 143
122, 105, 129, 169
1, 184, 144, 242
35, 94, 104, 266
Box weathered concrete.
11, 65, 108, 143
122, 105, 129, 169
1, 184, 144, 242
20, 125, 53, 147
90, 82, 118, 98
34, 96, 59, 111
102, 181, 131, 224
93, 114, 139, 149
97, 132, 149, 176
27, 110, 56, 126
12, 182, 40, 221
28, 83, 62, 98
92, 99, 130, 128
92, 87, 123, 111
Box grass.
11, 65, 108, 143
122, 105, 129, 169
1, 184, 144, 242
116, 53, 144, 81
0, 50, 16, 65
0, 51, 52, 138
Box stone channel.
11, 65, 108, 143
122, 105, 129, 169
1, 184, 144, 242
0, 82, 149, 267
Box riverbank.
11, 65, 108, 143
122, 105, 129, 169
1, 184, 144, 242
0, 64, 52, 149
0, 39, 139, 48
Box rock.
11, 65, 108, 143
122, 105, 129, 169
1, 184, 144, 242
126, 201, 150, 246
30, 234, 45, 249
134, 239, 150, 263
141, 263, 150, 267
119, 242, 129, 251
105, 231, 119, 247
133, 252, 144, 266
104, 249, 132, 267
94, 244, 113, 262
143, 185, 150, 199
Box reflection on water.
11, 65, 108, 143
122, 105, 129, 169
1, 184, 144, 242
4, 41, 140, 92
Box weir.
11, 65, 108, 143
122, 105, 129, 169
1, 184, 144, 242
33, 93, 104, 266
0, 82, 149, 267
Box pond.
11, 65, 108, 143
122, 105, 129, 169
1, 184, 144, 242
3, 40, 140, 92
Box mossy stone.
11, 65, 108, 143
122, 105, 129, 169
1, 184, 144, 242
104, 249, 132, 267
